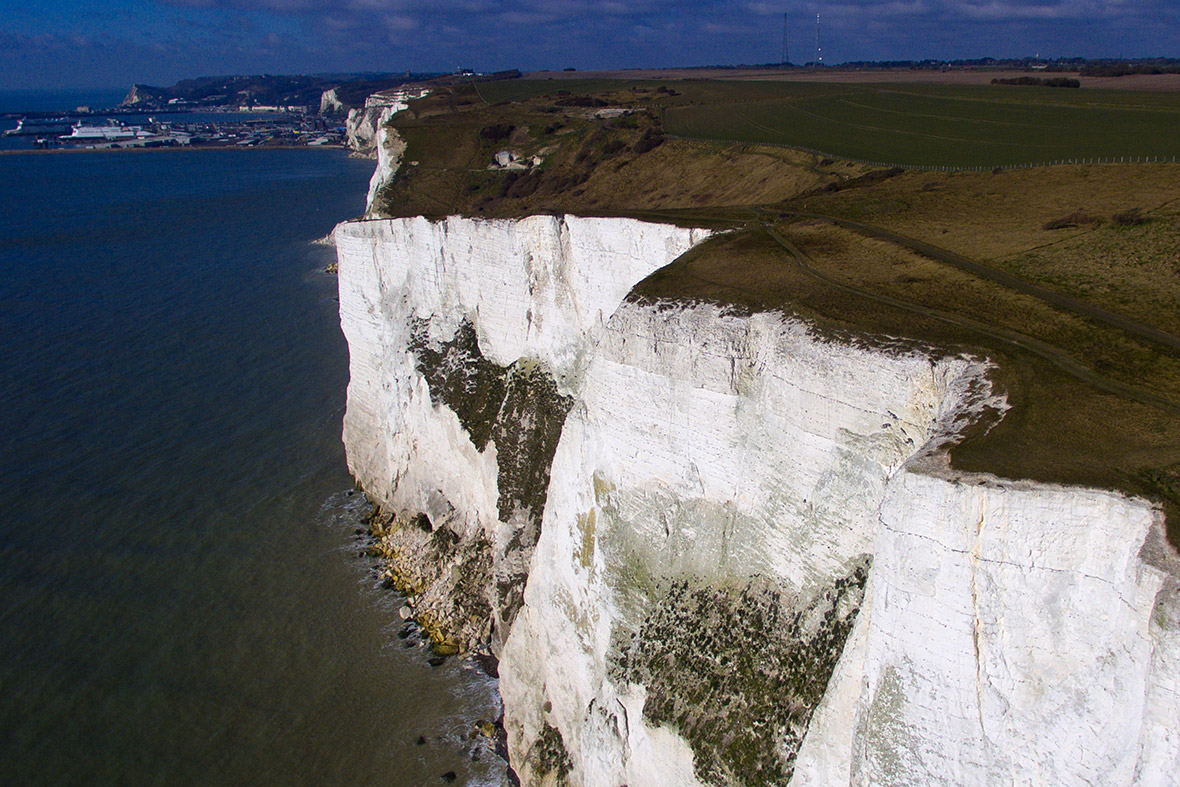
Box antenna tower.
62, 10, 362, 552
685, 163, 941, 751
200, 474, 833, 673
782, 13, 789, 65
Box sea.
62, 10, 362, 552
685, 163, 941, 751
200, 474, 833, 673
0, 91, 505, 786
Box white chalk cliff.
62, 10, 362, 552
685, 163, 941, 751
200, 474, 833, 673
341, 88, 427, 214
334, 213, 1180, 786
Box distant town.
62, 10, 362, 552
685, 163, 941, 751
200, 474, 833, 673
0, 70, 517, 150
5, 112, 351, 150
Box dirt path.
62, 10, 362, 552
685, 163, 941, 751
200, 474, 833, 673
779, 211, 1180, 356
763, 225, 1180, 414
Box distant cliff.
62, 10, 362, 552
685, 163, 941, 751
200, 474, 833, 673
119, 73, 421, 111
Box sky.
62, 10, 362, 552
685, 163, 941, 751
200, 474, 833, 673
2, 0, 1179, 91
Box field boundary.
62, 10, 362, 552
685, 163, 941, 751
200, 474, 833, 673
665, 133, 1180, 172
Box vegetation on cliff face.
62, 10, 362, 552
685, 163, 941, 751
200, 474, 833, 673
489, 361, 572, 631
522, 722, 573, 786
609, 560, 871, 786
409, 319, 508, 451
398, 319, 573, 646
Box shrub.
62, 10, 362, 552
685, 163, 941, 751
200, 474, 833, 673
506, 172, 540, 199
497, 171, 519, 198
992, 76, 1080, 88
1112, 207, 1147, 226
479, 124, 514, 141
555, 95, 608, 108
632, 129, 665, 154
1081, 63, 1180, 78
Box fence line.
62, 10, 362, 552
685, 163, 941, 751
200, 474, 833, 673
663, 134, 1179, 173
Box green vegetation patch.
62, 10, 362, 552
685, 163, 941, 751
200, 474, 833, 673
665, 83, 1180, 167
409, 319, 508, 451
407, 318, 574, 632
610, 559, 870, 787
492, 361, 573, 631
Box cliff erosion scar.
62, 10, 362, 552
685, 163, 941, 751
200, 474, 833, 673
333, 81, 1180, 787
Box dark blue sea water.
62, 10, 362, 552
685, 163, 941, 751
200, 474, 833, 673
0, 148, 504, 785
0, 88, 128, 115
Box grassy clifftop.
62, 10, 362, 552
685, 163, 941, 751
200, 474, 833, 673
377, 76, 1180, 547
373, 81, 865, 219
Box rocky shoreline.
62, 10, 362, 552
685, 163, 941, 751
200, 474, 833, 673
350, 498, 518, 784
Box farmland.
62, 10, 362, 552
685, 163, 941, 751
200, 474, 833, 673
468, 76, 1180, 168
663, 82, 1180, 167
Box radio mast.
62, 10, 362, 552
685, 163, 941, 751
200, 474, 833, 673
816, 12, 822, 65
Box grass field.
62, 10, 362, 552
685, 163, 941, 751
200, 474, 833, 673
469, 77, 1180, 168
376, 82, 866, 219
663, 82, 1180, 167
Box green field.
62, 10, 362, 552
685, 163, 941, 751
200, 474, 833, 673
663, 83, 1180, 167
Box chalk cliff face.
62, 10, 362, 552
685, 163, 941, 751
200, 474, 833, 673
341, 90, 421, 215
341, 88, 427, 215
334, 214, 1180, 786
335, 215, 711, 651
344, 94, 400, 156
319, 87, 347, 117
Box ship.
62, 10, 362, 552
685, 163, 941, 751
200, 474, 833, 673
61, 119, 153, 142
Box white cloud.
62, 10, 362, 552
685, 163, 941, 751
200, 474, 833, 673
384, 13, 418, 30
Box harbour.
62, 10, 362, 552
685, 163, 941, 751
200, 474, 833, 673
3, 111, 346, 150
